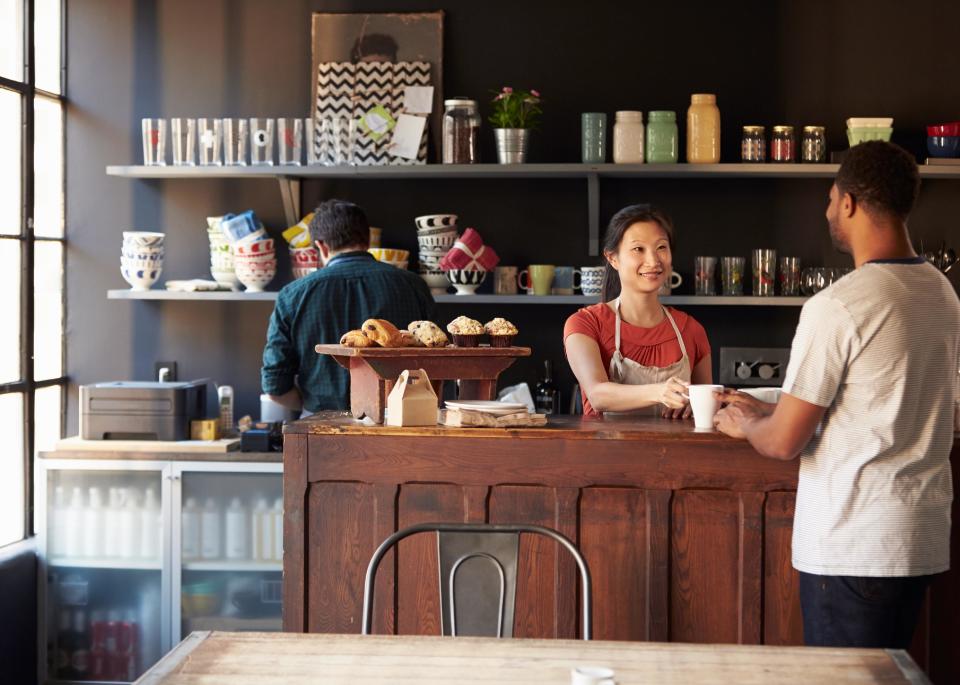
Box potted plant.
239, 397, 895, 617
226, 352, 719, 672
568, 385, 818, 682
489, 87, 542, 164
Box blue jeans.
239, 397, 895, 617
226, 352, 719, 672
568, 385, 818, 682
799, 572, 932, 648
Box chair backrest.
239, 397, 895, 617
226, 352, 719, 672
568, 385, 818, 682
361, 522, 592, 640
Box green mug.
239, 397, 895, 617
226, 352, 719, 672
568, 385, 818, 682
519, 265, 556, 296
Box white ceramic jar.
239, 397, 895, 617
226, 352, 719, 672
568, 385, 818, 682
613, 111, 645, 164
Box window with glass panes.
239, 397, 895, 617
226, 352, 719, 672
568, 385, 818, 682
0, 0, 66, 547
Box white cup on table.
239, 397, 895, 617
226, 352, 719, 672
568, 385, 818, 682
571, 666, 615, 685
687, 384, 724, 430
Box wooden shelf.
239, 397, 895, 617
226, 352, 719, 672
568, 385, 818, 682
108, 289, 809, 306
106, 162, 960, 180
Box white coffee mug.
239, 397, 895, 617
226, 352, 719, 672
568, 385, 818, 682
571, 666, 615, 685
687, 384, 724, 430
581, 266, 605, 296
658, 270, 683, 295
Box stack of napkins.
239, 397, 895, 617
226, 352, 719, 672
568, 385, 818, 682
440, 400, 547, 428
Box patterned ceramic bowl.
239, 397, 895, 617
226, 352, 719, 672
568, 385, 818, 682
446, 268, 487, 295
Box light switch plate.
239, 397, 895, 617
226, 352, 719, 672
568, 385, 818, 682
719, 347, 791, 386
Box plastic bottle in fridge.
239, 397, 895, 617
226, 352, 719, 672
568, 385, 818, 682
181, 497, 201, 560
272, 497, 283, 562
103, 488, 121, 558
82, 487, 105, 558
51, 486, 68, 557
64, 487, 85, 558
140, 487, 161, 561
251, 497, 271, 561
118, 489, 139, 559
200, 497, 222, 560
224, 497, 248, 560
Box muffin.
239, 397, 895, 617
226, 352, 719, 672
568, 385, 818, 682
484, 318, 519, 347
408, 320, 449, 348
446, 316, 484, 347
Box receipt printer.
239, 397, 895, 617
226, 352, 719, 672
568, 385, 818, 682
80, 380, 207, 441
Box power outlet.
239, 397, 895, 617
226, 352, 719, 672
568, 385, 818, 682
719, 347, 790, 387
154, 361, 178, 382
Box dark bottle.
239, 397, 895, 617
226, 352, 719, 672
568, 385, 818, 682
535, 360, 560, 415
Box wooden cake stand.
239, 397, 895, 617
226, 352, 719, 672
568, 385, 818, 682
314, 344, 532, 423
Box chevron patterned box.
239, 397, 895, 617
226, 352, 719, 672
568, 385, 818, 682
314, 60, 431, 165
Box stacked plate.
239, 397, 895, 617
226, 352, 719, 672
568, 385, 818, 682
445, 400, 527, 415
846, 117, 893, 146
233, 236, 276, 292
290, 245, 320, 279
415, 214, 458, 294
121, 231, 165, 290
207, 217, 239, 290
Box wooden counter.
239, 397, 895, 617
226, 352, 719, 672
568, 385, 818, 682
282, 413, 960, 682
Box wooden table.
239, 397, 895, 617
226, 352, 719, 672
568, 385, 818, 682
137, 631, 930, 684
314, 344, 531, 422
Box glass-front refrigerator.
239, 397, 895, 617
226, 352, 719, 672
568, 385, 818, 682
174, 464, 283, 640
41, 461, 170, 684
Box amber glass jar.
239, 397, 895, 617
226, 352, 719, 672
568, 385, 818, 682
686, 94, 720, 163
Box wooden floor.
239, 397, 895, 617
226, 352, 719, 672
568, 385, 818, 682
137, 631, 929, 685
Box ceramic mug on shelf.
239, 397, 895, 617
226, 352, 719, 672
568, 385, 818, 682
580, 266, 605, 297
658, 270, 683, 295
518, 264, 556, 296
552, 266, 582, 295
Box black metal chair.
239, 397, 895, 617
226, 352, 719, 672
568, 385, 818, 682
361, 522, 592, 639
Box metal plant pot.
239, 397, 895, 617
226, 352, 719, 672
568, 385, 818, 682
494, 128, 530, 164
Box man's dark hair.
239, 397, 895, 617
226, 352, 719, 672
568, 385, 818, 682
350, 33, 399, 62
309, 199, 369, 250
836, 141, 919, 220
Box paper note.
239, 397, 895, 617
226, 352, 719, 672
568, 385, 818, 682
389, 114, 427, 160
360, 105, 396, 141
403, 86, 435, 114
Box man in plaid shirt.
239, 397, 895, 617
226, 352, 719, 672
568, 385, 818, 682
262, 199, 435, 413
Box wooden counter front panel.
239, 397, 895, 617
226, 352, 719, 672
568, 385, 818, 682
290, 479, 803, 645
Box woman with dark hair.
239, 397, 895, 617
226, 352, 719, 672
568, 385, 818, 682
563, 204, 712, 418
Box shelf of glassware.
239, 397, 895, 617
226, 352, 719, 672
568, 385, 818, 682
107, 290, 809, 306
181, 560, 282, 572
47, 557, 163, 571
105, 162, 960, 180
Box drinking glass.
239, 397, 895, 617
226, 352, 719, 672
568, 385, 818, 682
304, 117, 320, 165
694, 256, 717, 295
141, 118, 167, 166
170, 118, 196, 166
778, 256, 801, 295
333, 117, 357, 166
277, 118, 302, 166
223, 118, 248, 166
197, 118, 222, 166
249, 118, 275, 166
752, 249, 777, 296
721, 256, 745, 295
800, 267, 816, 295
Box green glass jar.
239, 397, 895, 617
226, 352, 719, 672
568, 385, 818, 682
646, 111, 678, 163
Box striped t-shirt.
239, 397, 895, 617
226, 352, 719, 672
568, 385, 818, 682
783, 260, 960, 576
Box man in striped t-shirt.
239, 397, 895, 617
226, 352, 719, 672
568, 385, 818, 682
715, 141, 960, 649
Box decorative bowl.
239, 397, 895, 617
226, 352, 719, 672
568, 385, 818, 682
420, 271, 450, 294
234, 265, 275, 293
368, 248, 410, 262
414, 214, 458, 230
122, 231, 165, 248
210, 268, 240, 290
847, 127, 893, 146
121, 263, 162, 291
927, 123, 960, 137
235, 238, 275, 255
845, 117, 893, 128
446, 268, 487, 295
417, 233, 457, 250
292, 266, 318, 280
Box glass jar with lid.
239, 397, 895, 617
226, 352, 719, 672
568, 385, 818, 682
801, 126, 827, 162
770, 125, 796, 162
442, 98, 481, 164
646, 111, 678, 163
686, 94, 721, 163
613, 111, 645, 164
741, 126, 766, 162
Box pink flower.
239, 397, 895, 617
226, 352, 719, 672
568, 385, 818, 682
531, 89, 540, 97
502, 86, 513, 94
494, 93, 504, 101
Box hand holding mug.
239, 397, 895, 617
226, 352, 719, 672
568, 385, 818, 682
657, 376, 690, 410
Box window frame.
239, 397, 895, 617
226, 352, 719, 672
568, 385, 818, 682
0, 0, 68, 547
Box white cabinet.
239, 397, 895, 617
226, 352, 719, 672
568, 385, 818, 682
38, 456, 281, 684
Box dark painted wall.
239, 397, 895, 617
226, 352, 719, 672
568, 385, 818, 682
65, 0, 960, 430
0, 546, 38, 684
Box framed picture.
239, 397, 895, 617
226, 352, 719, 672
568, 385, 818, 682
310, 11, 444, 159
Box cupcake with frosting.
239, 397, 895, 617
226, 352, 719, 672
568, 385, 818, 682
446, 316, 484, 347
484, 317, 518, 347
